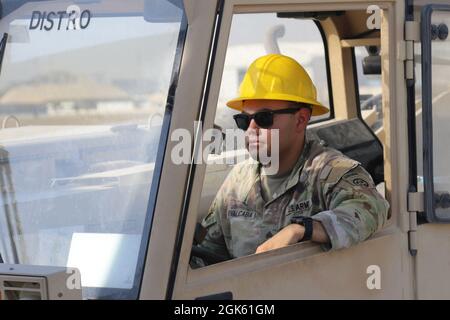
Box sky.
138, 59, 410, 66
2, 2, 320, 62
229, 12, 320, 45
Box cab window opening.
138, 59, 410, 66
190, 10, 389, 269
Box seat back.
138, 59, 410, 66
307, 118, 384, 185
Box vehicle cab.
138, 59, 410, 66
1, 0, 450, 300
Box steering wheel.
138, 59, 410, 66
191, 245, 230, 266
190, 222, 230, 266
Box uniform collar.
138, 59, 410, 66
283, 138, 312, 192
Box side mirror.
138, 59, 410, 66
362, 45, 381, 75
144, 0, 184, 23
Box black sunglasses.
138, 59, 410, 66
233, 107, 302, 131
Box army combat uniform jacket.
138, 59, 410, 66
199, 139, 389, 259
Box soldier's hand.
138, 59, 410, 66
255, 224, 305, 254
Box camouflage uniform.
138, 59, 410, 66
199, 139, 389, 259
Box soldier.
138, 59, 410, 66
197, 54, 389, 262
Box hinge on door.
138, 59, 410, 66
408, 191, 424, 212
405, 21, 420, 41
403, 21, 420, 80
407, 191, 423, 256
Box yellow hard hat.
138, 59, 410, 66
226, 54, 329, 116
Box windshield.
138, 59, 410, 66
0, 0, 186, 299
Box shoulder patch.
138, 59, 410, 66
341, 166, 375, 188
351, 177, 370, 187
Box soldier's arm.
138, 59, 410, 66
255, 220, 330, 254
312, 165, 389, 250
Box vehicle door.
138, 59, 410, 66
166, 0, 414, 300
413, 1, 450, 299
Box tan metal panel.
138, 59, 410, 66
178, 230, 411, 299
139, 0, 219, 299
341, 38, 381, 47
416, 224, 450, 299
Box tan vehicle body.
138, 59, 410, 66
142, 0, 450, 300
1, 0, 449, 300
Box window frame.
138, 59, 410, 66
168, 0, 396, 300
351, 46, 386, 190
309, 19, 335, 124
